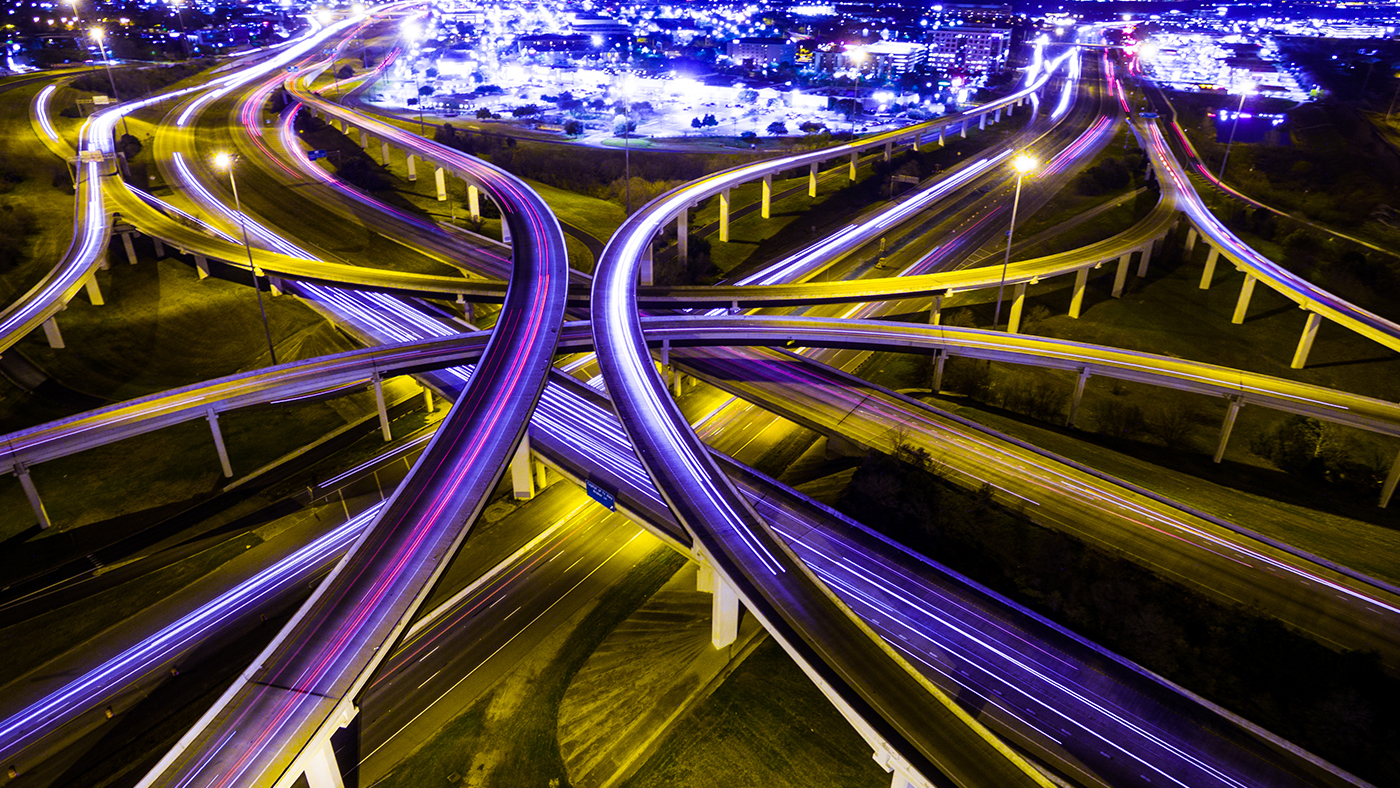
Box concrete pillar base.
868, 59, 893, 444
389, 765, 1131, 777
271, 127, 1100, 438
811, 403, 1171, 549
1069, 267, 1088, 318
14, 464, 51, 530
42, 316, 63, 349
303, 737, 346, 788
1214, 397, 1242, 463
85, 273, 104, 306
1232, 274, 1256, 324
511, 433, 535, 499
372, 373, 391, 441
931, 350, 946, 392
406, 154, 418, 181
206, 408, 233, 478
761, 174, 772, 219
848, 150, 858, 180
928, 294, 942, 326
1111, 253, 1131, 298
718, 189, 731, 243
1067, 367, 1090, 427
434, 166, 447, 201
1006, 282, 1027, 333
468, 184, 481, 221
1291, 312, 1322, 369
1200, 247, 1219, 289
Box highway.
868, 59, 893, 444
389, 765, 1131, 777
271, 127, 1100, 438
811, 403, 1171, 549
2, 20, 1385, 788
130, 11, 572, 785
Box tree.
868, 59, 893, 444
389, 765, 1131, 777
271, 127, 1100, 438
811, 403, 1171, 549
418, 84, 435, 98
425, 66, 439, 79
476, 107, 493, 119
511, 104, 540, 117
691, 116, 703, 129
336, 64, 354, 80
702, 113, 718, 127
613, 114, 637, 135
766, 121, 788, 136
563, 119, 584, 135
738, 88, 759, 104
798, 120, 825, 134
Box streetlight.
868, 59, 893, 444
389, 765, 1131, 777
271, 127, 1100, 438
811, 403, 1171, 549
1218, 79, 1255, 182
213, 152, 278, 366
849, 49, 867, 132
993, 152, 1037, 331
90, 28, 129, 136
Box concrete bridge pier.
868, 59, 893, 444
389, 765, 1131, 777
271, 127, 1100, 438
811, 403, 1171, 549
676, 208, 689, 265
719, 188, 731, 242
359, 130, 369, 148
1069, 266, 1089, 318
121, 231, 139, 265
938, 125, 946, 146
511, 432, 538, 499
993, 106, 1002, 124
434, 166, 447, 201
1214, 397, 1243, 463
1231, 273, 1256, 324
13, 464, 51, 530
371, 372, 391, 441
808, 161, 819, 197
848, 151, 859, 180
381, 139, 390, 163
152, 237, 165, 258
84, 272, 104, 306
1111, 252, 1131, 298
1006, 282, 1028, 333
1380, 452, 1400, 508
911, 132, 921, 152
960, 120, 967, 139
205, 407, 233, 477
640, 240, 654, 286
1184, 226, 1198, 257
406, 153, 417, 181
978, 112, 987, 131
302, 738, 345, 788
927, 293, 943, 325
1136, 240, 1155, 277
42, 316, 64, 349
883, 140, 893, 161
1199, 246, 1219, 289
761, 174, 772, 219
696, 559, 740, 649
1290, 311, 1322, 369
468, 184, 481, 221
931, 349, 947, 392
1067, 367, 1090, 427
194, 254, 210, 279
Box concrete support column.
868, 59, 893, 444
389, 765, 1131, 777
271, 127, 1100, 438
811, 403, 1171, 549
1006, 282, 1027, 333
1214, 397, 1243, 464
960, 121, 967, 138
1380, 451, 1400, 508
534, 455, 547, 492
883, 140, 892, 161
1069, 267, 1089, 318
1290, 312, 1322, 369
406, 153, 418, 181
302, 737, 345, 788
928, 294, 943, 325
978, 112, 987, 131
381, 140, 390, 162
1067, 367, 1090, 427
931, 349, 946, 392
195, 254, 210, 279
152, 237, 165, 258
993, 106, 1002, 123
121, 232, 139, 265
1231, 274, 1256, 324
14, 464, 51, 530
511, 432, 535, 500
372, 372, 391, 441
205, 408, 233, 478
703, 563, 740, 649
640, 241, 654, 286
500, 208, 512, 245
42, 316, 64, 349
911, 133, 921, 152
468, 184, 481, 220
1111, 252, 1131, 298
848, 150, 858, 180
938, 125, 946, 146
761, 174, 772, 219
85, 273, 104, 306
1185, 227, 1198, 257
1199, 246, 1219, 289
1008, 99, 1015, 115
434, 166, 447, 201
676, 208, 689, 264
718, 189, 731, 243
1136, 241, 1154, 277
808, 161, 818, 197
422, 386, 434, 413
360, 130, 369, 148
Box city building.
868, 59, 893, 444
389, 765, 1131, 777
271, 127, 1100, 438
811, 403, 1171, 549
726, 36, 796, 67
924, 26, 1010, 75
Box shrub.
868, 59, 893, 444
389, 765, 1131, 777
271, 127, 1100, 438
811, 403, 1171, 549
1090, 399, 1145, 439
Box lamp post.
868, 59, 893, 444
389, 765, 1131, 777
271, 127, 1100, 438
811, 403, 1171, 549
1218, 79, 1255, 182
90, 28, 129, 136
848, 49, 867, 132
993, 152, 1037, 330
213, 152, 278, 366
